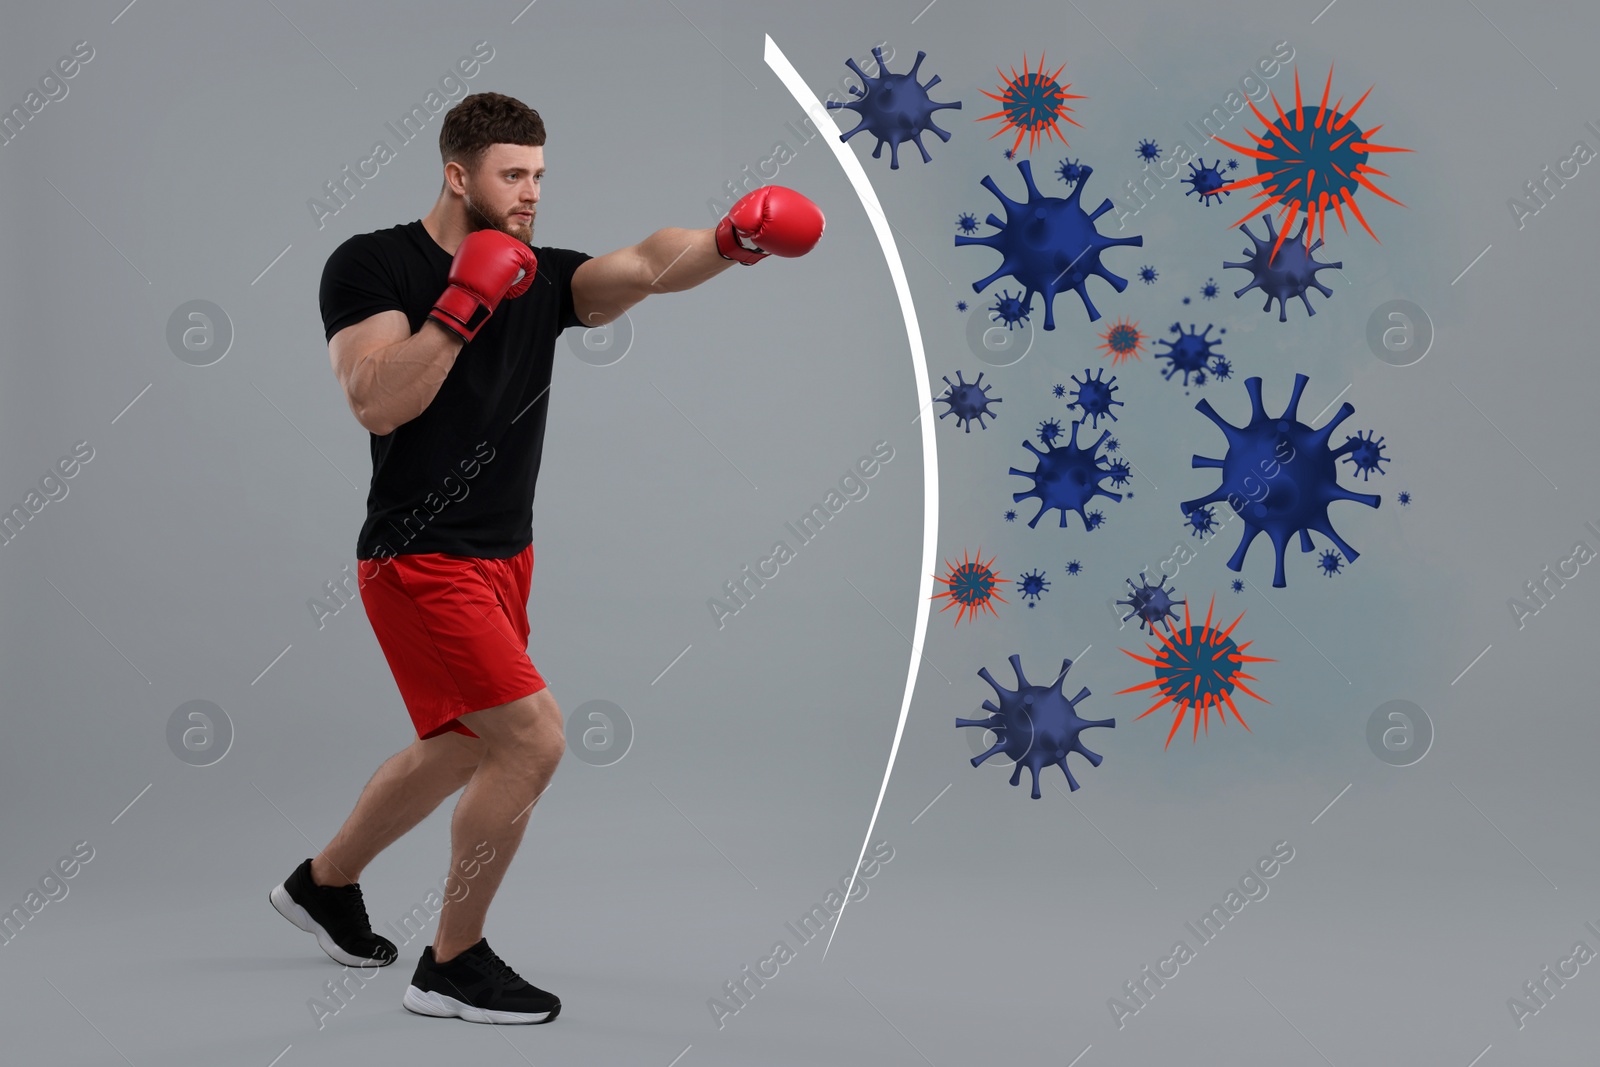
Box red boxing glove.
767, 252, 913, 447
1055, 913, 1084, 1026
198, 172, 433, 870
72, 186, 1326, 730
429, 229, 540, 342
716, 186, 825, 265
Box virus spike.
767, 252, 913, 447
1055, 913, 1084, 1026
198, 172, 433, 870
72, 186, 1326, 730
1334, 85, 1374, 130
1350, 168, 1407, 207
1339, 187, 1379, 242
1268, 202, 1299, 265
1293, 68, 1304, 131
1315, 64, 1333, 129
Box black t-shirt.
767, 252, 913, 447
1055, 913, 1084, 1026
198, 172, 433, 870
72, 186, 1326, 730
318, 220, 592, 560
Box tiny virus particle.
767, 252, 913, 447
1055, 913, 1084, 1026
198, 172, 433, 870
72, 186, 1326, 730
1230, 578, 1246, 593
1227, 158, 1240, 171
1065, 560, 1083, 576
1193, 369, 1209, 387
1136, 138, 1162, 162
1214, 65, 1410, 248
1003, 147, 1016, 160
1069, 367, 1123, 427
1186, 504, 1217, 538
1057, 156, 1086, 186
1155, 323, 1226, 387
932, 548, 1006, 624
1200, 278, 1221, 300
956, 212, 980, 234
1051, 383, 1068, 399
1341, 430, 1390, 480
978, 51, 1085, 155
1210, 356, 1233, 381
1010, 420, 1122, 530
1181, 373, 1382, 587
1118, 571, 1186, 634
988, 288, 1031, 330
828, 47, 961, 169
1097, 316, 1146, 364
1104, 437, 1120, 452
1138, 266, 1159, 284
936, 370, 1002, 432
1119, 598, 1273, 747
1397, 490, 1413, 506
956, 160, 1144, 327
1085, 509, 1105, 531
1318, 549, 1344, 576
1105, 458, 1133, 488
1004, 509, 1018, 522
1223, 214, 1342, 322
956, 653, 1114, 797
1017, 568, 1052, 605
1037, 418, 1064, 445
1184, 158, 1231, 206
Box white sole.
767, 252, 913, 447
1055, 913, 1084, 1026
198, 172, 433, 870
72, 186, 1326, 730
403, 984, 554, 1024
269, 883, 392, 968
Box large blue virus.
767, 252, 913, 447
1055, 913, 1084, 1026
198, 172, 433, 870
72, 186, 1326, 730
1068, 367, 1122, 427
1181, 374, 1382, 587
1223, 214, 1342, 322
1155, 323, 1226, 387
957, 653, 1114, 798
956, 160, 1143, 328
827, 47, 961, 169
1010, 420, 1122, 529
937, 370, 1001, 432
1118, 571, 1185, 633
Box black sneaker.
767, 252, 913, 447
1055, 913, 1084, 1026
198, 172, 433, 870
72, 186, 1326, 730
270, 858, 397, 967
403, 938, 561, 1024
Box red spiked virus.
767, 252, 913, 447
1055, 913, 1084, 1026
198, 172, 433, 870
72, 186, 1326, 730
1117, 597, 1274, 748
1097, 316, 1145, 364
978, 51, 1085, 156
1213, 64, 1410, 258
932, 548, 1007, 625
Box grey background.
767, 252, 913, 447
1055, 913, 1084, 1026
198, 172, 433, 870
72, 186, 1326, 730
2, 0, 1596, 1064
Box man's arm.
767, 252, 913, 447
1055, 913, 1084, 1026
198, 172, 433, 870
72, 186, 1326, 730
330, 313, 463, 437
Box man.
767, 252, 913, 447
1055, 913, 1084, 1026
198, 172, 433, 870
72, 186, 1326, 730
269, 91, 824, 1025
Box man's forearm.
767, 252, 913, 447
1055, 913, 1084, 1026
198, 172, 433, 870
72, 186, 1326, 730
638, 227, 736, 294
347, 320, 464, 436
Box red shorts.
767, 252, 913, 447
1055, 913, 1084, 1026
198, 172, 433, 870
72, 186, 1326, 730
357, 545, 547, 740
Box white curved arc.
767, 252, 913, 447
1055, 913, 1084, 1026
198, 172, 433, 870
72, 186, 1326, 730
760, 34, 938, 960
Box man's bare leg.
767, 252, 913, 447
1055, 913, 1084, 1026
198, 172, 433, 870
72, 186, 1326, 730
310, 729, 486, 887
431, 686, 564, 962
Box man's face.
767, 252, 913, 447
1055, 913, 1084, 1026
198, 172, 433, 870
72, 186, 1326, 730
458, 143, 544, 243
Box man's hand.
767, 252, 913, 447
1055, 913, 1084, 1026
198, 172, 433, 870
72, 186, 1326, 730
429, 230, 540, 342
716, 187, 825, 265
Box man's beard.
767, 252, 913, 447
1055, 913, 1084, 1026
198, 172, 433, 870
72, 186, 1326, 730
462, 188, 534, 243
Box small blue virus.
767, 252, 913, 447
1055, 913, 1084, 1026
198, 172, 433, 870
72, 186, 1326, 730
1017, 568, 1051, 606
956, 211, 979, 235
1226, 158, 1240, 171
1085, 509, 1105, 530
1155, 323, 1226, 387
957, 159, 1143, 327
1065, 560, 1083, 576
1010, 420, 1121, 529
1105, 458, 1133, 488
936, 370, 1002, 432
989, 289, 1031, 330
1069, 367, 1122, 427
1342, 431, 1390, 480
1056, 157, 1086, 186
1138, 266, 1159, 284
1231, 578, 1246, 593
1004, 509, 1018, 522
1200, 278, 1221, 300
1184, 158, 1230, 206
957, 653, 1114, 797
1223, 214, 1343, 322
1182, 374, 1382, 587
1051, 383, 1067, 399
1210, 356, 1233, 381
1318, 550, 1344, 576
1136, 138, 1162, 162
1003, 147, 1016, 160
1118, 571, 1185, 634
956, 300, 969, 313
1186, 504, 1217, 539
1037, 418, 1063, 445
1397, 490, 1413, 507
1104, 437, 1120, 453
828, 47, 961, 169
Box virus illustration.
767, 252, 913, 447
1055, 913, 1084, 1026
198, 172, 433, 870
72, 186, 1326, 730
932, 548, 1006, 624
1214, 65, 1410, 249
1085, 509, 1105, 531
1223, 214, 1342, 322
1318, 549, 1344, 576
1065, 560, 1083, 576
1068, 367, 1122, 427
1037, 418, 1064, 446
956, 159, 1144, 327
1057, 156, 1086, 186
1227, 158, 1240, 171
1230, 578, 1246, 593
827, 47, 961, 169
988, 289, 1031, 330
1186, 504, 1217, 538
1200, 278, 1221, 300
1341, 430, 1390, 480
1004, 147, 1016, 160
1136, 138, 1162, 162
1004, 509, 1018, 522
1181, 373, 1383, 587
955, 300, 969, 312
1118, 571, 1186, 634
1154, 323, 1226, 387
1010, 419, 1122, 530
1138, 266, 1159, 284
977, 51, 1085, 156
1397, 490, 1412, 506
1104, 437, 1120, 452
1097, 316, 1146, 364
956, 653, 1114, 797
1184, 158, 1230, 206
936, 370, 1002, 432
956, 212, 980, 235
1119, 598, 1273, 747
1210, 356, 1234, 381
1105, 458, 1133, 488
1017, 568, 1052, 606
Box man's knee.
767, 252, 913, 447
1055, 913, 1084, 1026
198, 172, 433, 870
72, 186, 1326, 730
465, 689, 564, 766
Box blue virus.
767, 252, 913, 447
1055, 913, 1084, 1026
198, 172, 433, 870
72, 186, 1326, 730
1085, 509, 1105, 530
1342, 431, 1390, 480
1056, 156, 1086, 186
936, 370, 1001, 432
1231, 578, 1246, 593
1004, 147, 1016, 160
1210, 356, 1233, 381
1037, 418, 1063, 445
1105, 458, 1133, 488
1182, 374, 1383, 588
1138, 266, 1158, 284
1227, 158, 1240, 171
988, 289, 1031, 330
1318, 550, 1344, 576
1065, 560, 1083, 576
1017, 568, 1051, 606
1155, 323, 1226, 387
1397, 490, 1413, 507
957, 653, 1113, 797
1118, 571, 1185, 634
1104, 436, 1120, 452
1184, 158, 1231, 207
1136, 138, 1162, 162
956, 211, 979, 234
1052, 382, 1068, 399
1200, 278, 1221, 301
1068, 367, 1122, 427
955, 299, 969, 312
827, 47, 960, 169
1223, 214, 1343, 322
956, 159, 1143, 328
1183, 296, 1192, 304
1186, 504, 1217, 538
1010, 420, 1122, 530
1004, 509, 1018, 522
